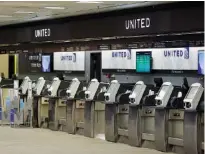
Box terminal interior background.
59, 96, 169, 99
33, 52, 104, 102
0, 1, 204, 154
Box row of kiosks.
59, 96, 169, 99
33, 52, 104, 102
103, 78, 204, 154
3, 76, 203, 154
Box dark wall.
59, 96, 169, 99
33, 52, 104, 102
0, 2, 203, 86
0, 2, 203, 44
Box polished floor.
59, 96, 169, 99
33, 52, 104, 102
0, 127, 174, 154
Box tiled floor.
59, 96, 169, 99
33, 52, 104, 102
0, 127, 174, 154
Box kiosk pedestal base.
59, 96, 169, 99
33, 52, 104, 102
117, 104, 129, 144
155, 108, 168, 152
84, 101, 105, 138
128, 105, 141, 147
38, 97, 49, 128
66, 100, 75, 134
167, 109, 184, 154
56, 99, 67, 132
66, 100, 85, 135
141, 106, 156, 150
48, 99, 59, 131
105, 104, 118, 142
84, 101, 95, 138
184, 111, 202, 154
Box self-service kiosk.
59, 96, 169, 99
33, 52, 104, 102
84, 79, 109, 138
44, 77, 67, 131
128, 78, 162, 147
104, 80, 134, 143
154, 78, 189, 153
18, 76, 32, 126
183, 83, 204, 154
38, 80, 53, 128
55, 80, 71, 132
65, 78, 86, 134
32, 77, 46, 127
42, 77, 61, 130
66, 79, 87, 135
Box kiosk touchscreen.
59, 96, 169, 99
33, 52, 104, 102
155, 82, 174, 107
183, 83, 204, 110
129, 81, 146, 105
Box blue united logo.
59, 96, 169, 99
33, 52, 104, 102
164, 48, 189, 59
61, 53, 76, 62
112, 50, 131, 60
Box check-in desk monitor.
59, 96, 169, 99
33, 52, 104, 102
33, 77, 46, 96
129, 81, 146, 105
85, 79, 100, 101
155, 82, 174, 107
184, 83, 204, 110
47, 77, 61, 97
104, 80, 120, 103
66, 78, 81, 99
19, 76, 31, 95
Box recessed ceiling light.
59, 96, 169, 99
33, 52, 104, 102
44, 6, 65, 10
15, 11, 35, 14
76, 1, 103, 4
0, 15, 12, 18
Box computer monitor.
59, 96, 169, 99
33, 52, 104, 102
42, 55, 51, 72
198, 50, 204, 75
136, 52, 152, 73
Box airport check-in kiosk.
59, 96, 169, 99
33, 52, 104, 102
38, 80, 53, 128
84, 79, 109, 138
39, 77, 61, 130
104, 80, 134, 143
66, 80, 87, 135
45, 77, 70, 131
183, 83, 204, 154
32, 77, 46, 127
55, 80, 71, 132
18, 76, 32, 125
128, 78, 162, 147
154, 79, 189, 152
